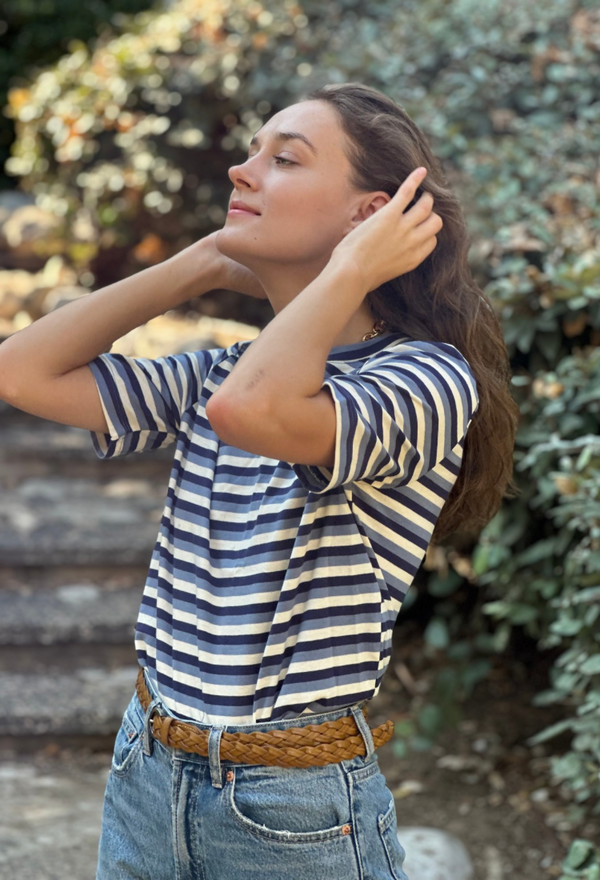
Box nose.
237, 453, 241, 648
228, 160, 248, 187
227, 155, 259, 191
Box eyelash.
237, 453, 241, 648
246, 154, 296, 166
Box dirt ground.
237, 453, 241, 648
369, 626, 597, 880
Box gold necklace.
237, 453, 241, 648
361, 319, 387, 341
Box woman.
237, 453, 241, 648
0, 82, 519, 879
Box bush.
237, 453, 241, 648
0, 0, 152, 191
5, 0, 600, 836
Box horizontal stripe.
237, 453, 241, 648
88, 332, 479, 724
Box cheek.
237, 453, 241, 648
264, 207, 340, 252
270, 188, 343, 237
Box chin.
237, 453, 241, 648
216, 225, 267, 254
214, 227, 263, 269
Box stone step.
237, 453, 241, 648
0, 582, 142, 646
0, 665, 140, 738
0, 642, 140, 675
0, 563, 148, 593
0, 474, 168, 566
0, 413, 175, 466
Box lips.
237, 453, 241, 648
229, 199, 261, 215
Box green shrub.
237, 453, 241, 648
5, 0, 600, 836
0, 0, 152, 191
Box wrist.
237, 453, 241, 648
165, 236, 222, 304
325, 252, 369, 298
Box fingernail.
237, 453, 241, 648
417, 167, 427, 177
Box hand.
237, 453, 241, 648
329, 168, 442, 292
202, 231, 268, 300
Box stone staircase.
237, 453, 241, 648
0, 397, 174, 752
0, 401, 479, 880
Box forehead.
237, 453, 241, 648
256, 101, 346, 156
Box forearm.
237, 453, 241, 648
211, 257, 365, 409
0, 239, 219, 386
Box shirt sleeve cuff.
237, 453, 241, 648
288, 378, 346, 494
88, 356, 135, 459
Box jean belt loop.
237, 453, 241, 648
142, 696, 161, 757
350, 704, 375, 760
208, 727, 225, 788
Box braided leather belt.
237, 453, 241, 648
136, 667, 395, 769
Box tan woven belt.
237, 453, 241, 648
136, 667, 395, 769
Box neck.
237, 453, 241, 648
250, 257, 380, 347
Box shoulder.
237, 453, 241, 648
360, 337, 473, 377
358, 337, 479, 410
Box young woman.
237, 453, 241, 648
0, 82, 519, 880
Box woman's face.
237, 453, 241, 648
215, 100, 361, 272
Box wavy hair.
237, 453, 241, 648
298, 82, 521, 542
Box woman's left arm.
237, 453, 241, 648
205, 167, 441, 465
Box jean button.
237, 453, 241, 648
226, 770, 234, 782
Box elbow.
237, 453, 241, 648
204, 392, 233, 443
0, 351, 20, 404
205, 391, 264, 447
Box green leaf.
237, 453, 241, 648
392, 738, 408, 760
428, 568, 463, 597
580, 655, 600, 676
550, 618, 583, 637
517, 537, 559, 566
564, 839, 596, 870
492, 624, 511, 652
461, 658, 493, 696
424, 617, 450, 650
526, 718, 573, 746
418, 702, 444, 739
509, 603, 539, 625
471, 543, 489, 575
482, 600, 511, 619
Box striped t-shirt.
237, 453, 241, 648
88, 331, 479, 725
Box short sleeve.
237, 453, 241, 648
88, 346, 223, 459
290, 344, 480, 493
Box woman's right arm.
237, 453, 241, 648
0, 237, 222, 432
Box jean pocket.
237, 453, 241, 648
227, 764, 354, 844
111, 694, 144, 778
378, 796, 408, 880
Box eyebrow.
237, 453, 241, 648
248, 130, 318, 157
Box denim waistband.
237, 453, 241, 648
140, 665, 370, 734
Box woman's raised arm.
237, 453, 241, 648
0, 237, 223, 429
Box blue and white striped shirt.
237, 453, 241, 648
88, 332, 479, 725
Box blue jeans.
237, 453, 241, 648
96, 669, 409, 880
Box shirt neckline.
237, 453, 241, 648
328, 332, 411, 359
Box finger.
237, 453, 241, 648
406, 235, 438, 272
418, 235, 438, 261
390, 167, 428, 213
403, 191, 436, 226
413, 211, 443, 239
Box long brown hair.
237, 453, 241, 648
299, 82, 521, 542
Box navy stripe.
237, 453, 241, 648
88, 334, 479, 724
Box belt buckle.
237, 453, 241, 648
142, 696, 162, 757
150, 707, 176, 746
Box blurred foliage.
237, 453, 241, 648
0, 0, 153, 191
560, 837, 600, 880
4, 0, 600, 844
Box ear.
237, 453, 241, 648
343, 192, 391, 235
